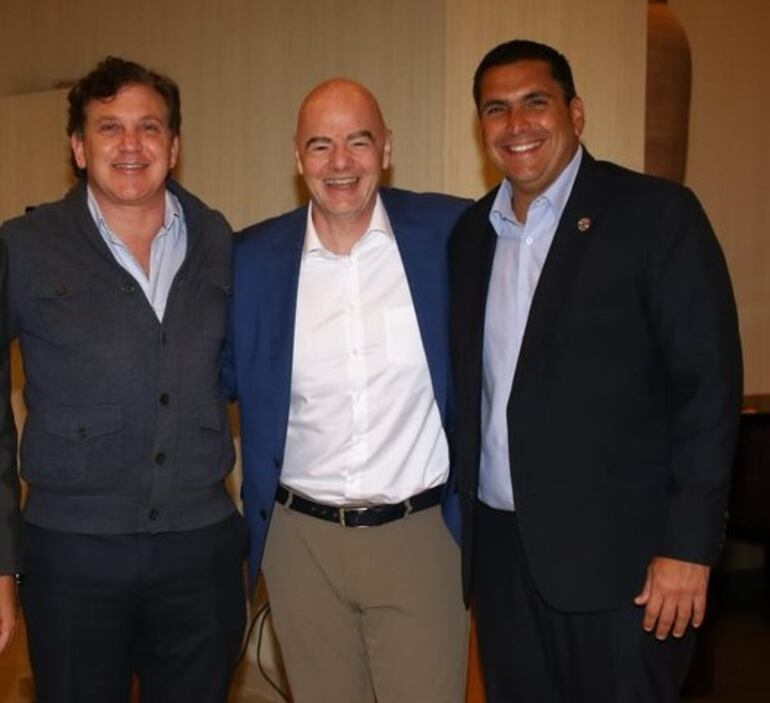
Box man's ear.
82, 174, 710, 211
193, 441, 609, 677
70, 132, 87, 170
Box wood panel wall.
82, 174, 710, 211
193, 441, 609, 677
670, 0, 770, 393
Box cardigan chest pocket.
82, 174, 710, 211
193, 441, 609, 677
31, 273, 120, 347
20, 405, 126, 489
178, 400, 235, 487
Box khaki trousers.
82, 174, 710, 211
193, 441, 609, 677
262, 502, 468, 703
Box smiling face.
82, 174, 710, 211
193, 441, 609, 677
294, 79, 392, 239
478, 60, 584, 219
70, 83, 179, 214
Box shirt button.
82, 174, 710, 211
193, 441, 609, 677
155, 452, 166, 465
525, 236, 533, 245
149, 509, 160, 521
159, 393, 170, 406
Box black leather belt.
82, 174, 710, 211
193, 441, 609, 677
275, 484, 444, 527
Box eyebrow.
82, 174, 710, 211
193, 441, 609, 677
303, 130, 376, 150
304, 136, 331, 149
522, 90, 553, 101
480, 90, 554, 112
346, 130, 375, 142
92, 114, 165, 124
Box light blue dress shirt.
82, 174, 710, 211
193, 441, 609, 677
87, 188, 187, 322
479, 147, 583, 510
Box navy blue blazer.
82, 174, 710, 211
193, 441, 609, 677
450, 152, 743, 612
223, 187, 469, 585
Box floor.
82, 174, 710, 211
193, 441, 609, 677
1, 570, 768, 702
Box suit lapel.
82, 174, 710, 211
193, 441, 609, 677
267, 207, 306, 446
463, 190, 499, 372
385, 192, 450, 421
512, 153, 606, 389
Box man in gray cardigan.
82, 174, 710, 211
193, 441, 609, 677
0, 57, 247, 702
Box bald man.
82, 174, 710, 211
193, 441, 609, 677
223, 79, 469, 703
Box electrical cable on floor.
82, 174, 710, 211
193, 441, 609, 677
234, 602, 266, 668
256, 604, 291, 702
234, 602, 290, 702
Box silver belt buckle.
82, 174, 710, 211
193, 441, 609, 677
284, 487, 294, 510
340, 506, 367, 527
403, 497, 414, 516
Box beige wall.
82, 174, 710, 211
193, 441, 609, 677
1, 1, 765, 389
0, 0, 645, 226
444, 0, 646, 196
670, 0, 770, 394
0, 0, 450, 227
0, 89, 71, 221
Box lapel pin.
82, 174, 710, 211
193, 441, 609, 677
576, 216, 592, 233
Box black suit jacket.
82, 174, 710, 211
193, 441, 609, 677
449, 152, 742, 612
0, 240, 20, 574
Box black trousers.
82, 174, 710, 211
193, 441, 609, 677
21, 513, 249, 703
473, 503, 696, 703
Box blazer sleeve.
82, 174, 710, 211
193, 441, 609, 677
646, 187, 742, 565
0, 239, 20, 574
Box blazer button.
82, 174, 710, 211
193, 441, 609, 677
155, 452, 166, 465
149, 508, 160, 521
159, 393, 170, 406
54, 284, 68, 296
259, 509, 268, 520
121, 282, 136, 294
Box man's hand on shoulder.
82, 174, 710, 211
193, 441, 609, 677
634, 556, 710, 640
0, 573, 18, 654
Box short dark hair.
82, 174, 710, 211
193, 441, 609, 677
67, 56, 181, 179
472, 39, 577, 109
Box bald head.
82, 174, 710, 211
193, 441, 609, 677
294, 78, 392, 243
295, 78, 387, 144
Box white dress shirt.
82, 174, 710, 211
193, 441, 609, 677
280, 195, 449, 506
479, 147, 582, 510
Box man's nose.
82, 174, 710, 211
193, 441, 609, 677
330, 143, 352, 169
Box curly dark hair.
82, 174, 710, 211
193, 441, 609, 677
67, 56, 181, 179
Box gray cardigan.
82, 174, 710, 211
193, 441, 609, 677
0, 180, 236, 536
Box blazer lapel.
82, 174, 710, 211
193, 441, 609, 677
512, 153, 606, 390
267, 208, 306, 448
387, 198, 450, 421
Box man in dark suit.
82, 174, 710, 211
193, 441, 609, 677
224, 78, 469, 703
449, 39, 742, 702
0, 241, 20, 656
1, 57, 247, 702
